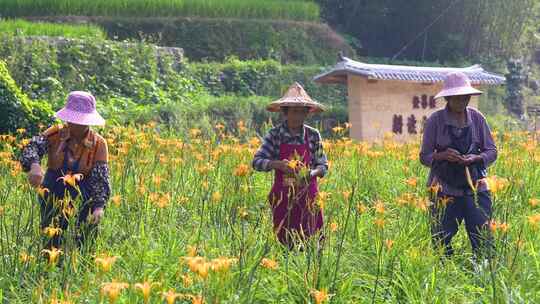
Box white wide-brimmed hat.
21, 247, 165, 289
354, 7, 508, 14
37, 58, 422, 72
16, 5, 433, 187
434, 72, 483, 100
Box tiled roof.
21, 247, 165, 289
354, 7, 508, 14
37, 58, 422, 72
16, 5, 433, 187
314, 57, 506, 85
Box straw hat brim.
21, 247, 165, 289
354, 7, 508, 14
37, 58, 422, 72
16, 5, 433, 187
55, 108, 106, 126
266, 98, 325, 113
434, 87, 483, 100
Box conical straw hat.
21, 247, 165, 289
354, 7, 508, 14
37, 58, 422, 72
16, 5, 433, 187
267, 82, 325, 113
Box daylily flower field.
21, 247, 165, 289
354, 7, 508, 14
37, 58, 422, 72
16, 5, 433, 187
0, 124, 539, 303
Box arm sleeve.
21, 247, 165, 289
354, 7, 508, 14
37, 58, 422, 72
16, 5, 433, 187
419, 115, 437, 168
87, 140, 110, 209
312, 130, 328, 176
252, 132, 278, 172
478, 115, 497, 167
20, 135, 49, 172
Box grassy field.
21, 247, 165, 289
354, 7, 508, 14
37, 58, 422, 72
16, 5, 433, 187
0, 19, 106, 39
0, 125, 538, 303
1, 0, 320, 21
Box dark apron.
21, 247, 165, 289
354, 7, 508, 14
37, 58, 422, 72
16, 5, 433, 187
39, 144, 96, 248
432, 125, 486, 190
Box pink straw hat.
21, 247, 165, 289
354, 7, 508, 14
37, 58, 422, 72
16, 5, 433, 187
434, 72, 483, 100
55, 91, 105, 126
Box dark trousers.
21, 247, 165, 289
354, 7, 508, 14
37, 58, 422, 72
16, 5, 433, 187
40, 169, 98, 249
40, 199, 98, 249
431, 191, 493, 257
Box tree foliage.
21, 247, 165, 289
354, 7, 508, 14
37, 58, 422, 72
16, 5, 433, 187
318, 0, 536, 63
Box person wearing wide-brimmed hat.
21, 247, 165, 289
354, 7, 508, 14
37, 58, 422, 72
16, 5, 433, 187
252, 82, 328, 248
20, 91, 110, 249
420, 72, 497, 258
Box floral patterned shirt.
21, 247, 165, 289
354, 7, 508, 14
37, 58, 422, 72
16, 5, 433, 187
252, 122, 328, 175
20, 125, 111, 209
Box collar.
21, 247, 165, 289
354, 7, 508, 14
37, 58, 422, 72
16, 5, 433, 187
441, 105, 473, 127
58, 125, 95, 149
280, 121, 306, 141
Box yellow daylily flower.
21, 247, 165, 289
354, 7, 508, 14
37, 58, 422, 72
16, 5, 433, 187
95, 254, 118, 273
374, 217, 385, 229
528, 214, 540, 228
189, 294, 204, 304
211, 191, 222, 203
238, 207, 249, 219
233, 163, 250, 177
19, 251, 34, 263
374, 201, 385, 214
311, 288, 332, 304
356, 203, 367, 214
287, 159, 300, 170
111, 195, 121, 206
134, 281, 159, 304
42, 247, 62, 265
57, 173, 83, 187
162, 289, 184, 304
100, 281, 129, 304
260, 258, 279, 270
428, 182, 442, 195
187, 245, 198, 257
43, 226, 62, 238
37, 186, 50, 198
210, 257, 237, 273
405, 177, 417, 187
329, 222, 338, 232
384, 239, 394, 250
181, 274, 193, 288
332, 126, 344, 133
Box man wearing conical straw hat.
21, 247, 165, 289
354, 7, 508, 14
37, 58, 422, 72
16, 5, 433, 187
252, 82, 328, 248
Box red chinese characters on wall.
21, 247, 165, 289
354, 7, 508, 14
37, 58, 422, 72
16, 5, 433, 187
392, 95, 436, 135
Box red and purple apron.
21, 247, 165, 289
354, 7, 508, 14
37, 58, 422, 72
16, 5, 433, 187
268, 131, 323, 246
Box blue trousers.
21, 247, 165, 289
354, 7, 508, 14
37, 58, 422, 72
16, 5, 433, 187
431, 191, 493, 257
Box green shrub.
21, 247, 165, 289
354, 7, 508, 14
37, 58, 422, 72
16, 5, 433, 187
188, 58, 347, 106
0, 60, 53, 134
98, 93, 348, 137
486, 114, 526, 133
33, 16, 354, 65
175, 94, 348, 136
0, 34, 346, 107
0, 35, 348, 133
0, 35, 201, 103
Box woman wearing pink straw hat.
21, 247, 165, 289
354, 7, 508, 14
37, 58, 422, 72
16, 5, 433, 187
252, 82, 328, 249
420, 72, 497, 259
20, 91, 110, 249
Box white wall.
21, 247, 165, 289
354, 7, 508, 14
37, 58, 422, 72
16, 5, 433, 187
347, 75, 479, 142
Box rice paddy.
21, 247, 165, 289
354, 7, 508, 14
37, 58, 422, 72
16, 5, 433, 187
0, 19, 106, 39
1, 0, 320, 22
